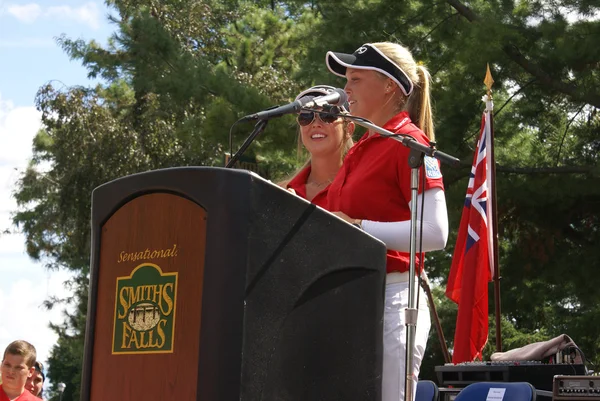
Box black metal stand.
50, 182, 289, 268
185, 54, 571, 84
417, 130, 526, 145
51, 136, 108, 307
405, 148, 424, 401
226, 119, 269, 168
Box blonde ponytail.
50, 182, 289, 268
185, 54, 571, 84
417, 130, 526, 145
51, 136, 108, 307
407, 65, 435, 141
371, 42, 435, 141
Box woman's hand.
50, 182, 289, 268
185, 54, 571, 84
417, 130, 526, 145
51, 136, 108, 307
332, 211, 362, 227
332, 211, 353, 222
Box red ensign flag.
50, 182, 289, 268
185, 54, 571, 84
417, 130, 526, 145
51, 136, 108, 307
446, 111, 494, 363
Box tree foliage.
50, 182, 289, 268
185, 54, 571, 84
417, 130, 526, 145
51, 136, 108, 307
10, 0, 599, 397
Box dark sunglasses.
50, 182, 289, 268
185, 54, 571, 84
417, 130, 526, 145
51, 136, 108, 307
297, 107, 342, 126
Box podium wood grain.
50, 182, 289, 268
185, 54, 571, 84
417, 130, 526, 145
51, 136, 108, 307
89, 193, 206, 401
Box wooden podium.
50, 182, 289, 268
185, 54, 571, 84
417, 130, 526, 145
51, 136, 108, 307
80, 167, 386, 401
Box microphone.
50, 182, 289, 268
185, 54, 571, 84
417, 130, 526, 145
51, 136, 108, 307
240, 96, 313, 122
240, 88, 347, 122
303, 88, 347, 109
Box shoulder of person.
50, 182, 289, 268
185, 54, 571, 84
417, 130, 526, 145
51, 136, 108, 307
394, 123, 430, 145
27, 390, 40, 400
17, 391, 40, 401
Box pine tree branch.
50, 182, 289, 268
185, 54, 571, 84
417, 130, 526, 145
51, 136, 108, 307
444, 164, 597, 188
413, 12, 459, 49
389, 1, 447, 35
555, 104, 586, 166
445, 0, 478, 21
431, 55, 453, 77
497, 165, 596, 174
502, 45, 600, 108
494, 78, 537, 118
445, 0, 600, 108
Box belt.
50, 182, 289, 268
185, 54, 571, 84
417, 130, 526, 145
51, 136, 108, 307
386, 271, 410, 284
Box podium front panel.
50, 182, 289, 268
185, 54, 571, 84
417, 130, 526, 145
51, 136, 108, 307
89, 193, 206, 401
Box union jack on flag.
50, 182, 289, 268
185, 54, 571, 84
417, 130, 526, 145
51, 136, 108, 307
446, 106, 494, 363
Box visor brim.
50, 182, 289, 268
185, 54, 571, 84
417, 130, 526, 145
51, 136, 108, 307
326, 51, 357, 78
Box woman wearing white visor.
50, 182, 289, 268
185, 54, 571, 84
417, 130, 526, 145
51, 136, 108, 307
324, 42, 449, 401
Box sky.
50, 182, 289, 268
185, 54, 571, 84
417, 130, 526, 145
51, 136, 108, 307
0, 0, 116, 380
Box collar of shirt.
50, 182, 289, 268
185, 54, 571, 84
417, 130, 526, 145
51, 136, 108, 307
286, 164, 311, 199
356, 111, 412, 142
286, 164, 329, 208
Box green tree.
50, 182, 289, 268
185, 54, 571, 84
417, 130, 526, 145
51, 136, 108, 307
13, 1, 321, 397
10, 0, 600, 395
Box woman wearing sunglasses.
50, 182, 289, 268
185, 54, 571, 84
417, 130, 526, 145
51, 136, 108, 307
284, 85, 354, 207
324, 43, 449, 401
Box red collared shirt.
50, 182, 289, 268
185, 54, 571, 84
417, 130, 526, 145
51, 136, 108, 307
327, 111, 444, 273
0, 385, 39, 401
286, 164, 329, 208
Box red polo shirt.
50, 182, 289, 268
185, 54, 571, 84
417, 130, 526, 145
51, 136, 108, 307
0, 385, 39, 401
286, 164, 329, 208
327, 111, 444, 274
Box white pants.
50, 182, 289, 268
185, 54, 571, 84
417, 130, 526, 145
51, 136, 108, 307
382, 281, 431, 401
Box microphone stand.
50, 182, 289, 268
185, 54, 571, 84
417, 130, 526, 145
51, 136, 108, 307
343, 114, 459, 401
227, 99, 347, 169
226, 104, 343, 169
225, 119, 269, 168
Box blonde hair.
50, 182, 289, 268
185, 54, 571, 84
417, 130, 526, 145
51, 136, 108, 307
371, 42, 435, 141
3, 340, 37, 368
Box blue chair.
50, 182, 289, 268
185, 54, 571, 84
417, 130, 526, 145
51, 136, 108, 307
416, 380, 439, 401
454, 382, 536, 401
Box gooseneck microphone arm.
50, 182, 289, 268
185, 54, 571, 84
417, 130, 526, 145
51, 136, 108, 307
239, 99, 311, 122
344, 114, 460, 167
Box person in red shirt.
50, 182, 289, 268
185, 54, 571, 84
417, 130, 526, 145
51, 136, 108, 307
1, 340, 40, 401
284, 85, 354, 207
325, 42, 449, 401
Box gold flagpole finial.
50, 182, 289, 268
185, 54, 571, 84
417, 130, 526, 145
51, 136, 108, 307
484, 63, 494, 98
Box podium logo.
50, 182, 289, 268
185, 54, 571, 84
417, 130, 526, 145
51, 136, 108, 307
112, 263, 178, 355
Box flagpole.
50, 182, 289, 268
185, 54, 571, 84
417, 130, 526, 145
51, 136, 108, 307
446, 67, 497, 363
420, 271, 451, 363
485, 64, 502, 352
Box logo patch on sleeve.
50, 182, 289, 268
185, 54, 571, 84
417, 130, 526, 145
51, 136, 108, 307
424, 156, 443, 179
